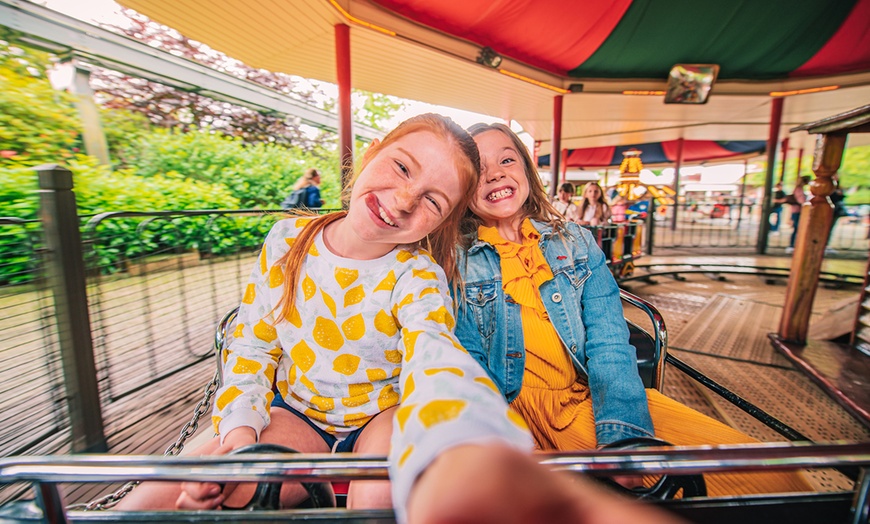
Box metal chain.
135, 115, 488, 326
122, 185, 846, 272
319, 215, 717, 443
67, 370, 221, 511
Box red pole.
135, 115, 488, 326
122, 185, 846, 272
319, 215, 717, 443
756, 96, 784, 253
335, 24, 353, 192
778, 137, 790, 184
670, 137, 684, 231
551, 95, 563, 198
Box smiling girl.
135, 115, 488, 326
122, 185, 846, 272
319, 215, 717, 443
115, 114, 531, 516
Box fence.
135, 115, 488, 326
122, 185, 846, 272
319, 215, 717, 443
647, 201, 868, 254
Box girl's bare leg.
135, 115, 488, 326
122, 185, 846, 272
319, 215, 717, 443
346, 406, 397, 509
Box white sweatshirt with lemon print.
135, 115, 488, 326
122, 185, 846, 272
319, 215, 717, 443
213, 217, 532, 520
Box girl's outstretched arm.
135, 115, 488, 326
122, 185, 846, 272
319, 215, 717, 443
407, 444, 689, 524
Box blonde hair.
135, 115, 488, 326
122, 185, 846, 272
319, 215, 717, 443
463, 122, 566, 239
578, 182, 611, 223
276, 114, 480, 323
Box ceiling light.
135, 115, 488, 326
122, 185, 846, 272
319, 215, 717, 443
476, 47, 502, 69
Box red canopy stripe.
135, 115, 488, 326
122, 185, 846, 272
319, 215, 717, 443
792, 0, 870, 77
371, 0, 633, 74
660, 140, 744, 163
565, 145, 617, 168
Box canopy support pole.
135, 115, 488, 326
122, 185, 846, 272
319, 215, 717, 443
737, 159, 748, 229
778, 134, 840, 343
550, 95, 563, 198
778, 137, 790, 184
560, 149, 568, 186
795, 148, 805, 181
335, 24, 353, 192
670, 138, 684, 231
756, 97, 783, 254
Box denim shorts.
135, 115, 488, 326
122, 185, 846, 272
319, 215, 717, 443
271, 391, 364, 453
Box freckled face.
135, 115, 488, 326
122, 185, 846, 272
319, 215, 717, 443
340, 131, 464, 258
470, 130, 530, 229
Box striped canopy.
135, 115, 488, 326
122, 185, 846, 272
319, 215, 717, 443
538, 140, 767, 169
373, 0, 870, 81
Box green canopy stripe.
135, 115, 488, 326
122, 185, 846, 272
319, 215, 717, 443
569, 0, 857, 80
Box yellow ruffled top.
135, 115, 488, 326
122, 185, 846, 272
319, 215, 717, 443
478, 219, 590, 450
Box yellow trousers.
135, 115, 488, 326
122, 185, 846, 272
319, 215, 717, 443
513, 388, 813, 496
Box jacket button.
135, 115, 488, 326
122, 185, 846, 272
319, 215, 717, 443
551, 292, 562, 303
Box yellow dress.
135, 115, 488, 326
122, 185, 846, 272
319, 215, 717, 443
479, 220, 812, 496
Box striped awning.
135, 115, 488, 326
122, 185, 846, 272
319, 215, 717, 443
538, 140, 767, 168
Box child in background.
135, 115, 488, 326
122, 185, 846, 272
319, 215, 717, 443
577, 182, 612, 226
115, 113, 531, 515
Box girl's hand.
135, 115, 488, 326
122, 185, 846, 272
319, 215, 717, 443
176, 427, 257, 510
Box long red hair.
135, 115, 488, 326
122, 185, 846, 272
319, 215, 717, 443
275, 114, 480, 323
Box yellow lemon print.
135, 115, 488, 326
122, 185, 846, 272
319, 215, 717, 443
418, 287, 439, 299
265, 364, 276, 384
474, 376, 499, 393
439, 332, 468, 353
401, 373, 415, 402
418, 399, 467, 429
402, 329, 422, 362
342, 314, 366, 341
300, 375, 319, 394
418, 250, 436, 264
284, 237, 296, 248
349, 382, 374, 396
308, 242, 319, 256
374, 310, 398, 337
258, 246, 267, 274
216, 385, 243, 411
412, 268, 438, 280
310, 395, 335, 411
425, 306, 455, 330
288, 364, 297, 385
366, 368, 388, 381
333, 353, 361, 375
233, 323, 245, 339
391, 367, 401, 377
295, 217, 314, 228
398, 445, 414, 467
285, 306, 302, 328
378, 384, 400, 411
374, 270, 397, 292
242, 283, 256, 304
395, 404, 416, 432
335, 267, 359, 289
290, 340, 316, 372
396, 250, 414, 263
383, 349, 402, 364
321, 290, 337, 317
302, 274, 316, 301
253, 320, 277, 343
305, 407, 328, 423
341, 394, 369, 407
423, 367, 464, 377
344, 412, 371, 427
268, 265, 284, 288
313, 317, 344, 351
344, 285, 365, 307
276, 379, 289, 398
398, 293, 415, 309
267, 346, 282, 359
211, 415, 221, 433
265, 390, 274, 410
507, 409, 530, 431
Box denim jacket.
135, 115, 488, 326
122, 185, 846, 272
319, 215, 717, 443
454, 219, 654, 446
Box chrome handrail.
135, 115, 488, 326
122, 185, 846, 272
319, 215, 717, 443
620, 288, 667, 390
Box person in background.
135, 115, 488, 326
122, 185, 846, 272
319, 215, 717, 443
769, 182, 787, 233
295, 168, 325, 209
577, 182, 612, 226
787, 175, 811, 253
826, 175, 846, 255
455, 122, 813, 499
610, 195, 628, 223
551, 182, 580, 222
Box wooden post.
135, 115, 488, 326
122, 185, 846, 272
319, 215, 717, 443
778, 133, 842, 343
335, 24, 353, 192
551, 95, 563, 198
778, 137, 789, 184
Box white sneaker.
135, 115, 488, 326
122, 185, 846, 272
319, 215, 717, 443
785, 247, 794, 254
